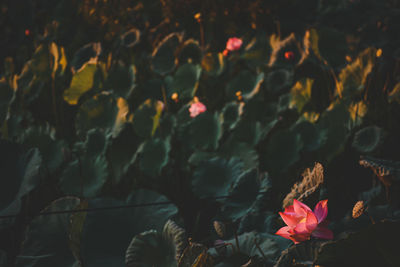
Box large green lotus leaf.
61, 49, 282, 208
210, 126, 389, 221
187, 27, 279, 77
157, 113, 177, 139
265, 69, 293, 94
59, 155, 108, 198
289, 78, 313, 113
121, 28, 141, 48
338, 47, 376, 98
262, 129, 303, 175
27, 44, 51, 76
139, 138, 170, 177
80, 189, 178, 267
17, 67, 47, 104
220, 169, 261, 222
63, 64, 99, 105
75, 93, 126, 138
188, 151, 218, 166
219, 141, 259, 171
0, 142, 41, 228
126, 220, 186, 267
104, 63, 136, 98
315, 220, 400, 266
21, 125, 67, 173
125, 230, 177, 267
151, 33, 181, 75
221, 102, 243, 130
316, 102, 350, 160
241, 34, 271, 67
85, 129, 107, 157
0, 81, 13, 124
132, 99, 163, 138
291, 120, 326, 152
107, 124, 141, 184
352, 126, 384, 153
178, 39, 202, 65
70, 42, 101, 73
15, 197, 81, 267
192, 157, 243, 198
231, 120, 262, 147
222, 232, 284, 261
226, 70, 264, 100
171, 63, 202, 99
201, 52, 225, 76
188, 112, 222, 150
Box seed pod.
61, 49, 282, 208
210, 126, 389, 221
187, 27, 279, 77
352, 201, 365, 219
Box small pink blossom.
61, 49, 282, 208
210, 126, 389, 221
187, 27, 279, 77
226, 37, 243, 52
276, 199, 333, 244
189, 101, 206, 118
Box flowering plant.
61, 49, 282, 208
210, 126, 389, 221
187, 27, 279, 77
276, 199, 333, 244
189, 101, 207, 118
223, 37, 243, 56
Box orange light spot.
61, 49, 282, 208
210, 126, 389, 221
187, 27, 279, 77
284, 51, 294, 60
194, 13, 201, 20
25, 29, 30, 36
236, 91, 243, 101
171, 93, 179, 102
345, 55, 352, 62
376, 49, 382, 58
223, 49, 229, 57
193, 96, 199, 103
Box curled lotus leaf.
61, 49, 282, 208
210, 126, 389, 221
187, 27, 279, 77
352, 125, 384, 153
151, 33, 182, 75
121, 28, 141, 48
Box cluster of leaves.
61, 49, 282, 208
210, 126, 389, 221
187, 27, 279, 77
1, 0, 400, 266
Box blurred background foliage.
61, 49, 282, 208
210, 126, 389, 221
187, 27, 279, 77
1, 0, 400, 266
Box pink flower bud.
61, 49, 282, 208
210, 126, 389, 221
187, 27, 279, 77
226, 37, 242, 52
189, 101, 207, 118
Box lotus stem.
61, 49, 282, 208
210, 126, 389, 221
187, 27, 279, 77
254, 239, 267, 261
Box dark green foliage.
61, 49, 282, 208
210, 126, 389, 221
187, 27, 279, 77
0, 142, 41, 228
226, 70, 264, 100
262, 129, 303, 175
16, 197, 81, 267
80, 190, 177, 266
171, 63, 202, 98
139, 138, 170, 177
192, 157, 243, 197
352, 125, 384, 153
1, 1, 400, 266
151, 33, 182, 75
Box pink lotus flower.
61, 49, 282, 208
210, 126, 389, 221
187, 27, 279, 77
189, 101, 206, 118
223, 37, 243, 56
276, 199, 333, 244
226, 37, 243, 51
